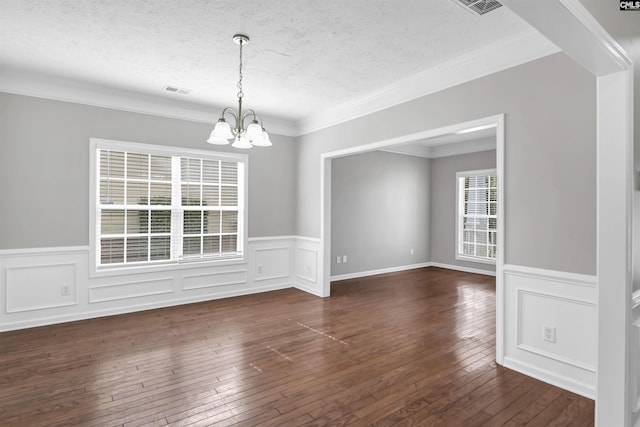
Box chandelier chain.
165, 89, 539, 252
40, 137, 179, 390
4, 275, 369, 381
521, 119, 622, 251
237, 39, 244, 100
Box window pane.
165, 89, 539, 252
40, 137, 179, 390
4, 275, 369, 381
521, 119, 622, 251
150, 155, 171, 181
221, 186, 237, 206
476, 244, 488, 258
205, 211, 221, 234
182, 184, 201, 206
150, 236, 170, 261
101, 210, 124, 234
203, 160, 219, 183
100, 179, 124, 205
489, 202, 497, 216
203, 235, 220, 254
184, 211, 202, 234
221, 162, 237, 184
221, 211, 237, 233
463, 230, 474, 243
127, 153, 148, 179
488, 245, 497, 258
202, 185, 219, 207
127, 181, 148, 205
127, 237, 148, 262
463, 243, 474, 256
100, 150, 124, 178
101, 238, 124, 264
221, 235, 237, 253
489, 231, 497, 245
128, 210, 149, 234
150, 183, 171, 204
183, 236, 201, 255
151, 210, 171, 233
181, 158, 200, 182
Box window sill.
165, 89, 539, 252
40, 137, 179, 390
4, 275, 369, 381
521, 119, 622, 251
455, 254, 497, 265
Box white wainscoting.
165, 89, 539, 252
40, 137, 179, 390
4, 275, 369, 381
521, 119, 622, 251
503, 264, 597, 399
0, 236, 322, 332
294, 237, 322, 296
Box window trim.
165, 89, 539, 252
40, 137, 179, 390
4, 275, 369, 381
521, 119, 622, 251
89, 138, 248, 277
455, 168, 497, 265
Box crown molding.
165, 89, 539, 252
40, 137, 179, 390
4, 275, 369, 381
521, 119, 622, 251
295, 28, 560, 136
0, 28, 559, 139
0, 66, 298, 137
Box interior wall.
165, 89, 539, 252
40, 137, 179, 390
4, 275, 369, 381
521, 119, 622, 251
331, 150, 430, 277
0, 93, 297, 249
297, 52, 596, 276
430, 149, 497, 273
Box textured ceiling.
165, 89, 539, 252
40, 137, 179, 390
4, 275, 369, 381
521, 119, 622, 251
0, 0, 535, 121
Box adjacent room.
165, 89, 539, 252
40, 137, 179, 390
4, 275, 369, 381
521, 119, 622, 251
0, 0, 637, 425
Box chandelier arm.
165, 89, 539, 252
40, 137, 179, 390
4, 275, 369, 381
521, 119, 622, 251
219, 107, 239, 123
240, 109, 260, 129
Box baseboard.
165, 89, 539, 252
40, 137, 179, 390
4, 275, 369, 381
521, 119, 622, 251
503, 356, 595, 400
0, 282, 293, 332
330, 262, 432, 282
294, 281, 325, 297
330, 262, 496, 282
429, 262, 496, 277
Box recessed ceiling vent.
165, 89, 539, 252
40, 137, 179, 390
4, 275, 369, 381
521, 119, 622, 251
454, 0, 502, 16
164, 85, 191, 95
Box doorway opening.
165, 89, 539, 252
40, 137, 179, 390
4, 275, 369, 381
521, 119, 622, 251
320, 114, 506, 364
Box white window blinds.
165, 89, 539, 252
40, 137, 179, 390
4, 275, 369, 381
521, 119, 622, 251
456, 169, 497, 263
94, 140, 245, 270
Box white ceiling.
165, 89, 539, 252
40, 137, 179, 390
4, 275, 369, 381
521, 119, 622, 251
0, 0, 542, 127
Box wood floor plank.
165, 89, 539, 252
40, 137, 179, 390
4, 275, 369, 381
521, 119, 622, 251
0, 267, 594, 426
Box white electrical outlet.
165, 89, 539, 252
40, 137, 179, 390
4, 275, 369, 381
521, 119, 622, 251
410, 249, 414, 255
543, 325, 556, 343
342, 255, 347, 263
257, 265, 263, 274
336, 256, 341, 264
61, 285, 71, 296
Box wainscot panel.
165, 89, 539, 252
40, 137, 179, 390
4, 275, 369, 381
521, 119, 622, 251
0, 237, 317, 332
7, 262, 78, 312
294, 237, 321, 296
503, 264, 597, 399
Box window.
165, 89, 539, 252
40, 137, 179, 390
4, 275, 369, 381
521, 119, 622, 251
91, 139, 246, 272
456, 169, 497, 264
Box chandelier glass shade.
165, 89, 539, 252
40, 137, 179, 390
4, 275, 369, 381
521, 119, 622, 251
207, 34, 272, 149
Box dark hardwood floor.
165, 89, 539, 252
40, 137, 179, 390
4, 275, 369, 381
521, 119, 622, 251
0, 267, 594, 426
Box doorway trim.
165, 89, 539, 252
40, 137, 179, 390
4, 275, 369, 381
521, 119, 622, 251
320, 113, 506, 364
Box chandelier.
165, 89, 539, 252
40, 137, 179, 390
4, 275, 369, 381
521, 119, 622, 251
207, 34, 271, 148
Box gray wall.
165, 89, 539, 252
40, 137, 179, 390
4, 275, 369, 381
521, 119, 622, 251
331, 151, 430, 276
0, 93, 297, 249
430, 150, 496, 273
297, 53, 597, 275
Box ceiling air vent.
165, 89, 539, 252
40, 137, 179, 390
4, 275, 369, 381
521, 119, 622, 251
454, 0, 502, 16
164, 85, 191, 95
